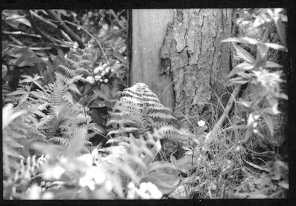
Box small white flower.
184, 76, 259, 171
138, 182, 162, 199
42, 192, 54, 199
254, 114, 260, 120
60, 156, 68, 164
86, 76, 95, 84
128, 182, 136, 189
26, 184, 41, 199
73, 42, 79, 49
104, 180, 113, 192
253, 122, 258, 128
197, 120, 206, 127
102, 24, 108, 30
95, 75, 101, 81
79, 166, 106, 191
104, 79, 108, 83
155, 140, 162, 152
127, 182, 137, 199
77, 153, 93, 167
79, 175, 95, 190
92, 169, 106, 185
94, 66, 104, 74
43, 165, 65, 179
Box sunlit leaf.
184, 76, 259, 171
222, 37, 259, 45
5, 12, 31, 27
264, 42, 287, 51
265, 61, 282, 68
228, 77, 248, 86
278, 181, 289, 189
232, 43, 255, 63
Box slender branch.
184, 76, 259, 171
2, 31, 42, 38
29, 10, 58, 28
60, 20, 109, 63
109, 10, 126, 30
204, 85, 241, 147
47, 10, 84, 49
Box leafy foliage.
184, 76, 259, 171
107, 83, 192, 160
2, 8, 288, 200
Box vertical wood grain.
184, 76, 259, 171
131, 9, 174, 108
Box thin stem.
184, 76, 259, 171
2, 31, 42, 38
204, 85, 241, 146
58, 20, 109, 64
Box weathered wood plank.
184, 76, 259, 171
131, 9, 174, 108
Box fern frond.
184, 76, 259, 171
48, 136, 70, 146
3, 104, 45, 178
107, 83, 191, 161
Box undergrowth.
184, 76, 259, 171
2, 9, 288, 199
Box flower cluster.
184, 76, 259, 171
78, 166, 107, 191
127, 182, 162, 199
85, 62, 117, 84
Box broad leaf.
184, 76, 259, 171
265, 61, 282, 68
264, 42, 287, 51
232, 43, 255, 63
222, 37, 259, 45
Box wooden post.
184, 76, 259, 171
131, 9, 174, 108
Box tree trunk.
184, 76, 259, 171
159, 9, 233, 129
131, 9, 174, 108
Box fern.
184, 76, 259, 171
107, 83, 191, 160
2, 104, 46, 179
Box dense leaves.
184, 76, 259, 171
2, 9, 288, 199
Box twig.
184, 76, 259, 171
47, 10, 84, 49
109, 10, 126, 29
61, 20, 109, 63
204, 85, 241, 147
2, 31, 42, 38
8, 35, 24, 45
29, 10, 58, 28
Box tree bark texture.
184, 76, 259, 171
131, 9, 174, 108
159, 9, 233, 128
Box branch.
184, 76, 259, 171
109, 10, 126, 30
29, 10, 58, 28
61, 20, 109, 63
203, 85, 241, 148
47, 10, 84, 49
